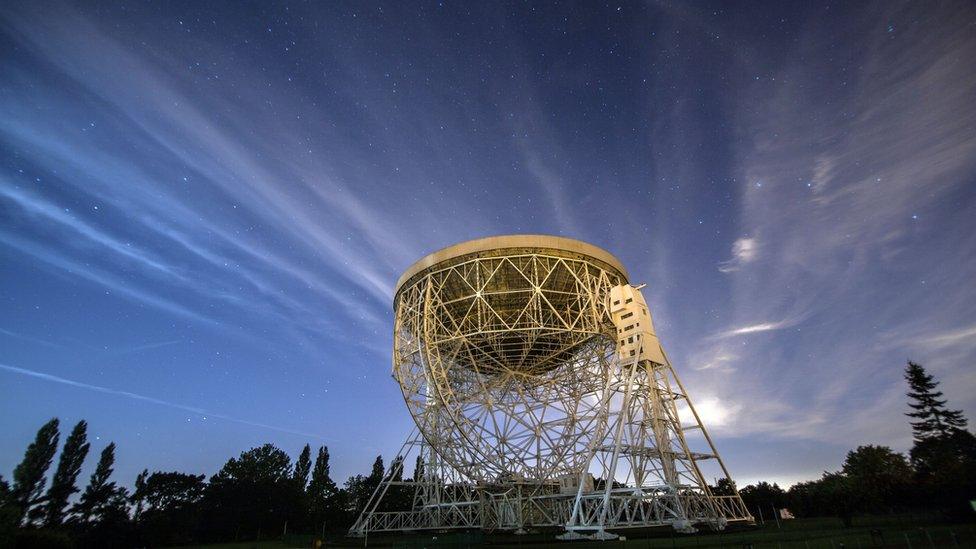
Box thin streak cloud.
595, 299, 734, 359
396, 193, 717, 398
916, 325, 976, 351
0, 328, 61, 349
713, 320, 794, 339
0, 363, 328, 441
0, 232, 215, 326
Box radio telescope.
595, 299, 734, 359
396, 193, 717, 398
350, 235, 751, 539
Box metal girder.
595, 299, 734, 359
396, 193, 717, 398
349, 242, 752, 540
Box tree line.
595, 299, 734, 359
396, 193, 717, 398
1, 361, 974, 547
1, 426, 394, 546
713, 361, 976, 526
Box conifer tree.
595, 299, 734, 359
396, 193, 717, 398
43, 420, 90, 526
11, 418, 60, 524
904, 360, 976, 516
382, 456, 409, 511
308, 446, 338, 531
413, 455, 425, 482
390, 456, 404, 482
71, 443, 126, 525
293, 444, 312, 491
905, 361, 968, 442
369, 455, 385, 484
362, 455, 385, 508
308, 447, 337, 503
131, 468, 149, 520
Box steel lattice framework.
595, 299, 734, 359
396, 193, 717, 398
350, 236, 752, 540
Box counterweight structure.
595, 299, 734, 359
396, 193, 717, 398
350, 235, 751, 540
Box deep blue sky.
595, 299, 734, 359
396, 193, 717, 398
2, 1, 975, 490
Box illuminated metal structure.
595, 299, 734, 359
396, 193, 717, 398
350, 235, 751, 540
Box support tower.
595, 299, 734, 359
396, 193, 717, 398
350, 235, 751, 540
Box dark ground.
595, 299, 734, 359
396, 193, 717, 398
179, 515, 976, 548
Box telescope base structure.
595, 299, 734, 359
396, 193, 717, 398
349, 355, 753, 540
348, 430, 751, 539
353, 260, 753, 541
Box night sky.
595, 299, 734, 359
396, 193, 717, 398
2, 1, 975, 490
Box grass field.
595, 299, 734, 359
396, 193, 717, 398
176, 515, 976, 548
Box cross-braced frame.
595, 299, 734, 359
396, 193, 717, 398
349, 237, 752, 540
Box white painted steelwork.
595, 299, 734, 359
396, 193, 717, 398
349, 235, 751, 540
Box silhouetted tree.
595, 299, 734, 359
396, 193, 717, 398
70, 443, 127, 526
739, 481, 787, 519
69, 443, 131, 548
0, 475, 18, 545
134, 471, 206, 546
11, 418, 59, 524
841, 445, 911, 513
293, 444, 312, 491
308, 446, 339, 533
131, 469, 148, 521
344, 475, 368, 515
785, 472, 859, 524
139, 471, 206, 512
819, 471, 858, 527
43, 420, 90, 527
345, 455, 384, 522
912, 428, 976, 478
380, 456, 412, 511
203, 443, 296, 541
905, 361, 968, 441
786, 479, 822, 518
370, 455, 385, 484
287, 444, 313, 532
904, 361, 976, 517
710, 477, 737, 496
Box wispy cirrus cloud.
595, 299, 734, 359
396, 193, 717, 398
0, 183, 185, 281
693, 352, 737, 372
0, 362, 328, 440
718, 237, 758, 273
0, 232, 215, 326
0, 328, 61, 349
683, 1, 976, 449
914, 324, 976, 351
0, 4, 416, 349
712, 319, 794, 339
